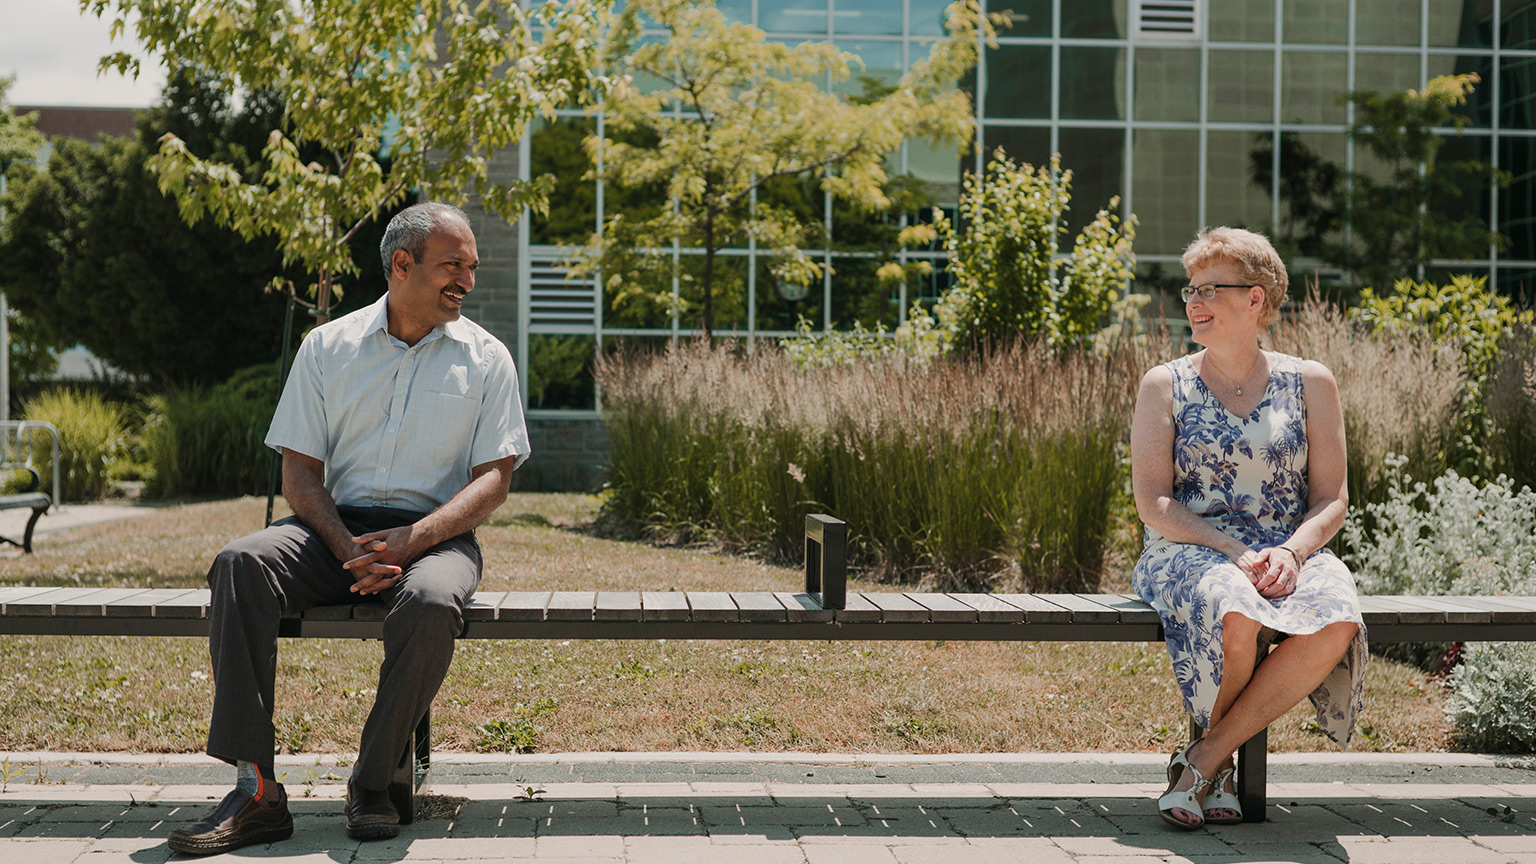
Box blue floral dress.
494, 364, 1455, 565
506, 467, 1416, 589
1133, 352, 1367, 746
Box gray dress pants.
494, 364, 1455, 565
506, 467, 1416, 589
204, 506, 481, 790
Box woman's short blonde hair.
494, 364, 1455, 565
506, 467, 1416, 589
1181, 227, 1289, 328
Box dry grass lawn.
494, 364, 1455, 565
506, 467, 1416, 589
0, 495, 1452, 757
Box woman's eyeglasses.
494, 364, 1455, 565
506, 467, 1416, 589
1181, 283, 1254, 302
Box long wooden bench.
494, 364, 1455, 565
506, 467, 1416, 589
3, 515, 1534, 825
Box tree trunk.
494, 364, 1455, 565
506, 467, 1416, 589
316, 269, 334, 325
700, 210, 716, 342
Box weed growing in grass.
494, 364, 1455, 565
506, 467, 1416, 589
474, 698, 559, 753
0, 756, 25, 793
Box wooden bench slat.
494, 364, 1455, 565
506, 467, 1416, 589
775, 591, 835, 622
594, 592, 643, 621
1463, 595, 1536, 622
863, 592, 929, 623
462, 591, 505, 621
1360, 595, 1446, 624
1097, 593, 1161, 625
641, 591, 691, 622
732, 592, 788, 622
834, 592, 884, 623
686, 592, 739, 623
4, 587, 95, 616
907, 593, 978, 623
497, 591, 550, 622
1398, 594, 1493, 624
53, 588, 154, 617
992, 593, 1074, 622
948, 593, 1026, 623
1040, 594, 1126, 623
100, 588, 193, 617
0, 586, 61, 608
306, 602, 362, 620
152, 589, 210, 618
546, 591, 597, 621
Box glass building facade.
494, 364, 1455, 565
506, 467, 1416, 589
511, 0, 1536, 417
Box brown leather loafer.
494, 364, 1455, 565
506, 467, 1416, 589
346, 781, 400, 840
168, 784, 293, 855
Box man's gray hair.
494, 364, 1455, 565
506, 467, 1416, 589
379, 202, 469, 275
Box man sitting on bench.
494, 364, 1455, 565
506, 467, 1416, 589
169, 202, 529, 855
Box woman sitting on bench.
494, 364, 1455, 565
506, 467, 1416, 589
1128, 227, 1366, 830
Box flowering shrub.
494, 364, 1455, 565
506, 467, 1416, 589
1344, 463, 1536, 751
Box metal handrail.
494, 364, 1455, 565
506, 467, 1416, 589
0, 420, 60, 509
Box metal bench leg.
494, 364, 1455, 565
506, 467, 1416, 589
22, 506, 44, 554
389, 705, 432, 825
1236, 725, 1268, 821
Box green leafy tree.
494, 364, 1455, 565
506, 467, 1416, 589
783, 151, 1138, 366
87, 0, 613, 321
930, 151, 1136, 349
0, 72, 390, 385
1260, 74, 1506, 290
576, 0, 992, 340
0, 76, 61, 385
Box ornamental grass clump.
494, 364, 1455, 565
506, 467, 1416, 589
19, 388, 127, 502
596, 337, 1161, 590
144, 364, 279, 499
1267, 289, 1464, 518
1486, 326, 1536, 491
1344, 466, 1536, 751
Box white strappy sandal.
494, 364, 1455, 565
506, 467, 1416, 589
1202, 763, 1244, 825
1158, 740, 1211, 830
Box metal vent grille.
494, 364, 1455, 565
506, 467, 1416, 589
1135, 0, 1199, 37
527, 249, 598, 332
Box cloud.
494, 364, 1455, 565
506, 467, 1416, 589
1, 0, 165, 107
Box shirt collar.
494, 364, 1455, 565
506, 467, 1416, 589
365, 292, 474, 347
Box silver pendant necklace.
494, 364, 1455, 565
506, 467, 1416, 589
1205, 349, 1263, 396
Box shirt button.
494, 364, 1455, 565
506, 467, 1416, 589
378, 467, 387, 474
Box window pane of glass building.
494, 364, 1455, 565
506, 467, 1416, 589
761, 0, 827, 33
835, 39, 902, 98
1209, 0, 1275, 43
679, 255, 751, 332
1134, 48, 1200, 122
1500, 56, 1536, 131
1132, 129, 1200, 255
1207, 130, 1273, 231
1439, 135, 1494, 228
1208, 50, 1276, 123
716, 0, 751, 25
982, 125, 1052, 171
1427, 0, 1494, 49
1277, 132, 1346, 259
986, 45, 1053, 118
1355, 53, 1424, 96
528, 118, 597, 246
1282, 52, 1348, 125
1058, 127, 1125, 236
1357, 0, 1423, 45
830, 256, 900, 328
1283, 0, 1348, 45
1061, 0, 1126, 38
756, 256, 824, 332
1061, 46, 1126, 120
1504, 0, 1536, 49
909, 0, 954, 36
1502, 137, 1536, 261
832, 0, 901, 34
527, 334, 596, 411
996, 0, 1053, 38
907, 136, 964, 206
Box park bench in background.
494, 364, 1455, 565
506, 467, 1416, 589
0, 421, 59, 553
2, 514, 1534, 824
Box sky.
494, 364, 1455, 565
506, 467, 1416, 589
1, 0, 165, 107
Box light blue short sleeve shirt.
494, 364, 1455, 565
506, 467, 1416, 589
265, 294, 530, 513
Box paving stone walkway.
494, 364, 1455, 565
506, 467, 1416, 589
1, 752, 1533, 863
